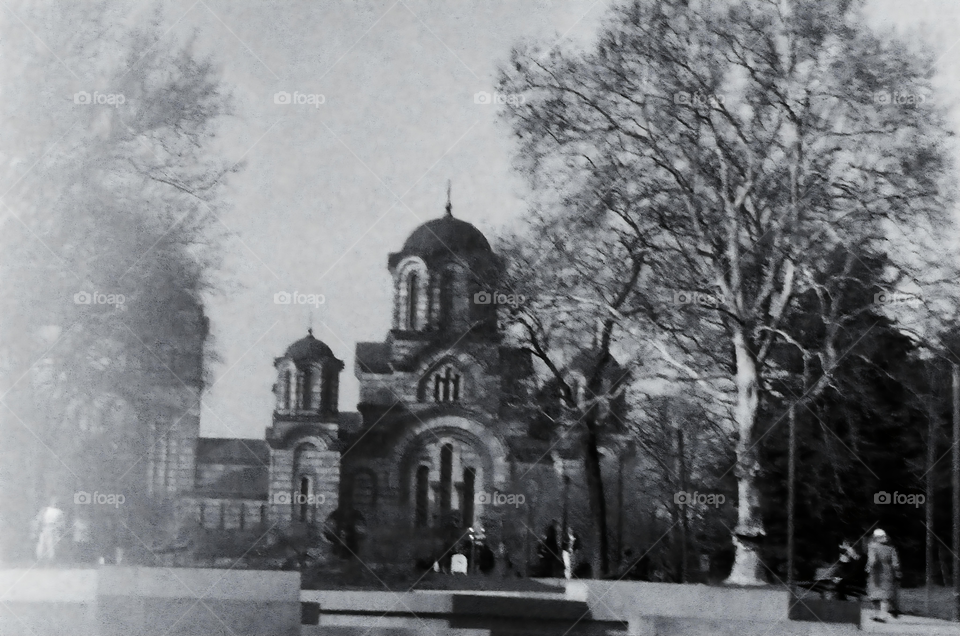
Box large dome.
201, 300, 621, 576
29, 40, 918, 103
283, 330, 335, 363
398, 215, 492, 260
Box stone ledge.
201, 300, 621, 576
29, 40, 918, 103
0, 567, 300, 636
542, 579, 789, 622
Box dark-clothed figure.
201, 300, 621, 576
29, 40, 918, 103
865, 529, 900, 622
833, 540, 865, 600
536, 520, 563, 577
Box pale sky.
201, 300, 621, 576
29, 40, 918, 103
43, 0, 955, 440
184, 0, 608, 438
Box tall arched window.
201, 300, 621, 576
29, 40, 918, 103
415, 465, 430, 527
407, 273, 419, 330
301, 368, 313, 411
462, 467, 476, 528
293, 442, 320, 523
283, 370, 292, 410
438, 268, 454, 329
321, 371, 336, 414
440, 444, 453, 516
298, 476, 312, 522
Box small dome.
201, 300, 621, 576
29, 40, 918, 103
398, 215, 491, 261
283, 330, 335, 363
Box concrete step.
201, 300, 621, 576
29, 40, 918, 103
302, 629, 488, 636
307, 612, 623, 636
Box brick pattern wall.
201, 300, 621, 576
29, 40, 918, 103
267, 446, 340, 525
147, 389, 199, 496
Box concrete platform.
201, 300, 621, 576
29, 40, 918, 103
538, 580, 960, 635
0, 567, 300, 635
301, 588, 627, 635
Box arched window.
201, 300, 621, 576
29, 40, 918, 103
440, 444, 453, 516
301, 368, 313, 410
462, 467, 476, 528
298, 476, 312, 523
293, 442, 320, 523
283, 370, 292, 410
321, 371, 337, 414
438, 268, 454, 328
433, 366, 461, 403
407, 273, 419, 330
415, 465, 430, 527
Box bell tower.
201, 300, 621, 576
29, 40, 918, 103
265, 330, 344, 525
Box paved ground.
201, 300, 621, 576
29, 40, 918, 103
861, 611, 960, 635
899, 587, 957, 622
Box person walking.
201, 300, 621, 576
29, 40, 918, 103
70, 514, 93, 565
834, 540, 865, 600
33, 497, 65, 565
865, 528, 900, 622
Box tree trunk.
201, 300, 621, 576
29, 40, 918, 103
952, 363, 959, 621
578, 319, 617, 578
677, 426, 689, 583
582, 418, 609, 577
616, 455, 624, 574
787, 405, 796, 588
926, 402, 937, 614
724, 329, 766, 585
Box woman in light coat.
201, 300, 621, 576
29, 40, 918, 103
865, 529, 900, 622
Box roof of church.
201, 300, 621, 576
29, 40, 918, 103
195, 465, 269, 499
196, 438, 270, 466
390, 214, 492, 266
282, 330, 338, 364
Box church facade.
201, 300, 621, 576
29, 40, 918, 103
155, 207, 626, 570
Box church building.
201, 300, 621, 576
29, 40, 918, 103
160, 202, 626, 570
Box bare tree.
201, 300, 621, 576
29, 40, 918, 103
499, 0, 957, 583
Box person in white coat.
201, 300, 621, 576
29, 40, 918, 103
33, 497, 65, 564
